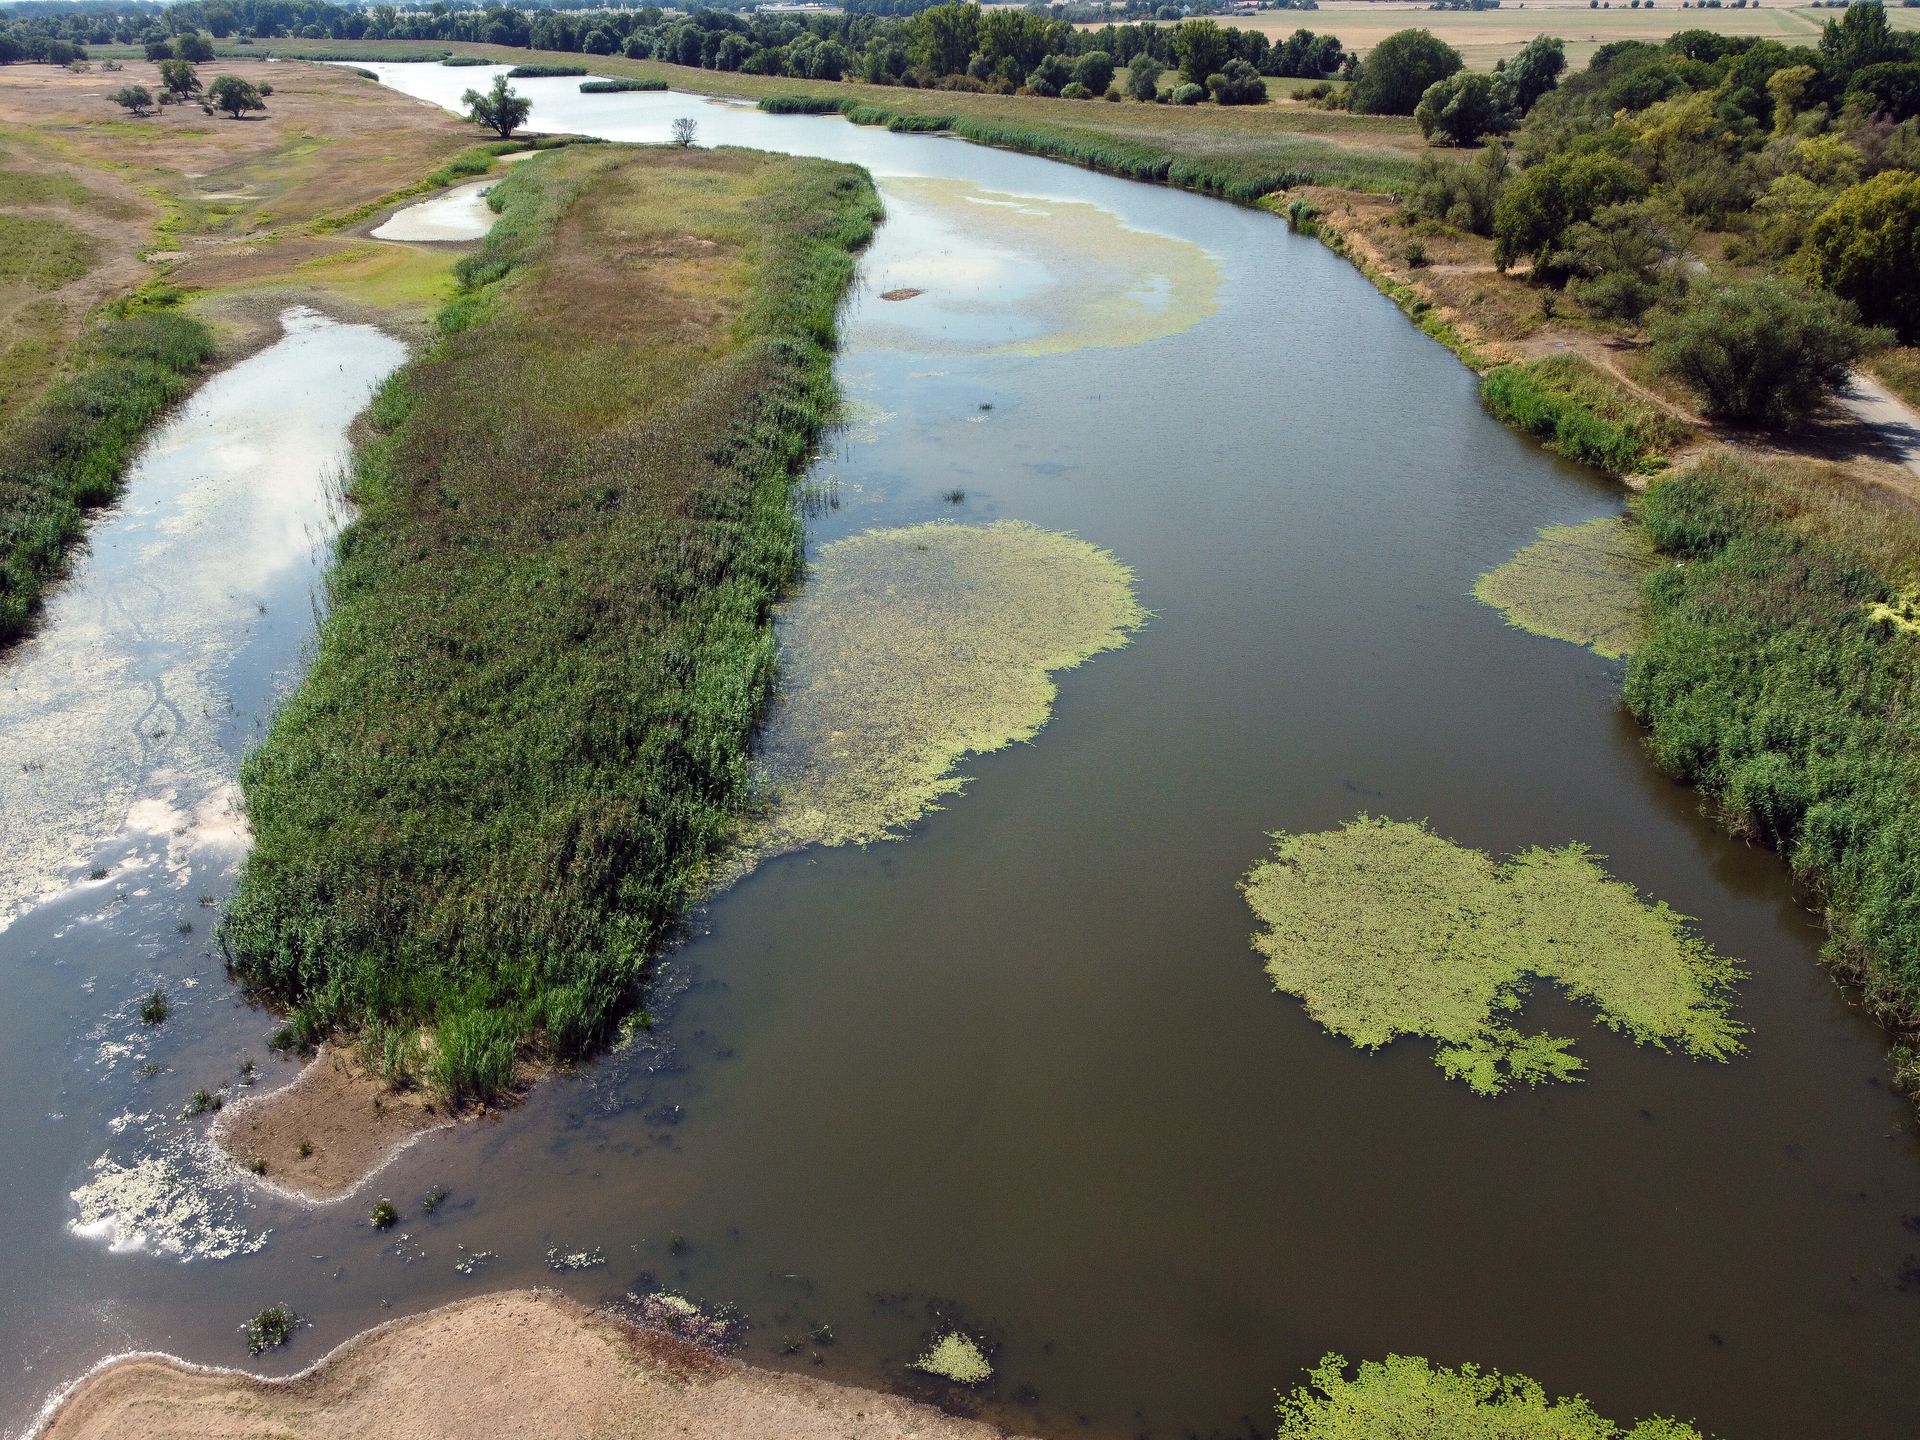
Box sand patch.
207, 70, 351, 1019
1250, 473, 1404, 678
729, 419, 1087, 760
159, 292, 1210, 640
36, 1290, 1035, 1440
861, 177, 1219, 357
1240, 816, 1745, 1095
212, 1047, 446, 1201
732, 522, 1143, 872
1473, 516, 1659, 660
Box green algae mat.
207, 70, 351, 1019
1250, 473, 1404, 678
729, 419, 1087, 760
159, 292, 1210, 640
1474, 515, 1659, 660
1240, 816, 1744, 1094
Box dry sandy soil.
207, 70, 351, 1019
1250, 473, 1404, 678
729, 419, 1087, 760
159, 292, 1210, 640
211, 1047, 446, 1201
38, 1291, 1032, 1440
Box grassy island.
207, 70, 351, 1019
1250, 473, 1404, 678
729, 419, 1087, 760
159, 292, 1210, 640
222, 143, 880, 1101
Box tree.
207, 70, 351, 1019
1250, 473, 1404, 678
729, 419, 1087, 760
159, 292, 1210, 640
1207, 58, 1267, 106
1414, 72, 1505, 145
1493, 34, 1565, 118
157, 58, 199, 99
1848, 63, 1920, 125
670, 115, 698, 147
1492, 150, 1648, 270
143, 36, 173, 61
1649, 277, 1882, 427
173, 31, 215, 62
1171, 19, 1233, 86
1349, 28, 1462, 116
1125, 51, 1163, 102
1026, 53, 1071, 97
1552, 200, 1685, 321
1072, 49, 1114, 96
110, 84, 154, 116
463, 75, 531, 139
907, 1, 979, 78
1819, 2, 1914, 74
208, 73, 265, 118
1793, 170, 1920, 343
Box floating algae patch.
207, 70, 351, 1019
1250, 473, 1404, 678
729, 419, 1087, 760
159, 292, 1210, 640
860, 177, 1219, 357
1239, 817, 1744, 1095
70, 1141, 269, 1261
912, 1331, 993, 1385
735, 522, 1143, 871
1472, 516, 1658, 660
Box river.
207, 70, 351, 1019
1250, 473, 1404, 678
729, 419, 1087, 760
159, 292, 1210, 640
4, 66, 1918, 1440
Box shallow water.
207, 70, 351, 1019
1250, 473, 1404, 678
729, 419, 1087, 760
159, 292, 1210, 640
6, 72, 1920, 1440
369, 178, 498, 243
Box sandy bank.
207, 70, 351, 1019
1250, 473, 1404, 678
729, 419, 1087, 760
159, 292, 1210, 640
211, 1047, 445, 1201
37, 1291, 1032, 1440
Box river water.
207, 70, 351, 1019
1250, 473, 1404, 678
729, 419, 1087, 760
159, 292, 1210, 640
4, 66, 1919, 1439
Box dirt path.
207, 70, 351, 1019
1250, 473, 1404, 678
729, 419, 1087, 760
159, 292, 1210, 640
35, 1291, 1031, 1440
1838, 369, 1920, 481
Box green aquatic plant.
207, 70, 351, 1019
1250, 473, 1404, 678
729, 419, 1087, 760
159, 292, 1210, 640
243, 1303, 299, 1356
912, 1331, 992, 1385
370, 1198, 399, 1229
739, 521, 1143, 868
138, 988, 171, 1026
1473, 516, 1659, 660
1240, 816, 1744, 1095
1277, 1353, 1708, 1439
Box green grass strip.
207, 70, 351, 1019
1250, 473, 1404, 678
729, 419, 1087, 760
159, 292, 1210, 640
0, 305, 216, 646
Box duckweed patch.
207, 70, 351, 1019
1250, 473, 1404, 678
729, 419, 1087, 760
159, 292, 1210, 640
1473, 517, 1659, 660
863, 178, 1219, 358
1240, 817, 1744, 1095
912, 1331, 992, 1385
1278, 1352, 1708, 1440
738, 521, 1143, 867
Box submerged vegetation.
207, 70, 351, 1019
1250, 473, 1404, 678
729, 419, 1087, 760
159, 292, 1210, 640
1277, 1353, 1707, 1440
1474, 516, 1659, 659
1627, 451, 1920, 1062
1241, 816, 1744, 1094
0, 307, 216, 646
739, 521, 1143, 869
223, 145, 880, 1104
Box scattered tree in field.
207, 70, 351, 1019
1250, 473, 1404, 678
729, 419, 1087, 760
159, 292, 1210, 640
208, 74, 265, 118
1025, 52, 1070, 96
1207, 59, 1267, 106
1415, 71, 1506, 145
173, 30, 215, 63
1793, 169, 1920, 343
1349, 28, 1462, 116
109, 84, 154, 116
1071, 49, 1113, 96
158, 58, 199, 99
143, 36, 173, 61
462, 74, 531, 138
1650, 276, 1883, 428
1171, 18, 1232, 86
1493, 35, 1566, 118
1124, 51, 1163, 103
670, 115, 698, 147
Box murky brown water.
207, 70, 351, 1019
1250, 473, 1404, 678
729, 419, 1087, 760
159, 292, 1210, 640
4, 72, 1918, 1440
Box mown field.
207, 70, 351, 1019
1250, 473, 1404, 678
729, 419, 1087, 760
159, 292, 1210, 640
223, 143, 882, 1102
0, 59, 486, 644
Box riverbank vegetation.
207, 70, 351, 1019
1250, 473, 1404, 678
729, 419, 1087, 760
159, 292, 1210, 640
222, 144, 880, 1104
1626, 450, 1920, 1048
1278, 1352, 1707, 1439
1241, 816, 1744, 1095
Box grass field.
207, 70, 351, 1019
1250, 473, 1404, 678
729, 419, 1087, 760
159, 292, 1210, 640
222, 144, 882, 1102
1127, 1, 1920, 70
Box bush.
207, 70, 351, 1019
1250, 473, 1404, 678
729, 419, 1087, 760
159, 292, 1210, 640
1171, 82, 1205, 106
1072, 49, 1114, 95
1125, 52, 1164, 102
1408, 142, 1508, 235
1493, 151, 1648, 270
1207, 59, 1268, 106
1059, 81, 1092, 100
1414, 71, 1506, 145
1552, 200, 1686, 321
1649, 276, 1883, 427
1794, 170, 1920, 343
1350, 28, 1463, 115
